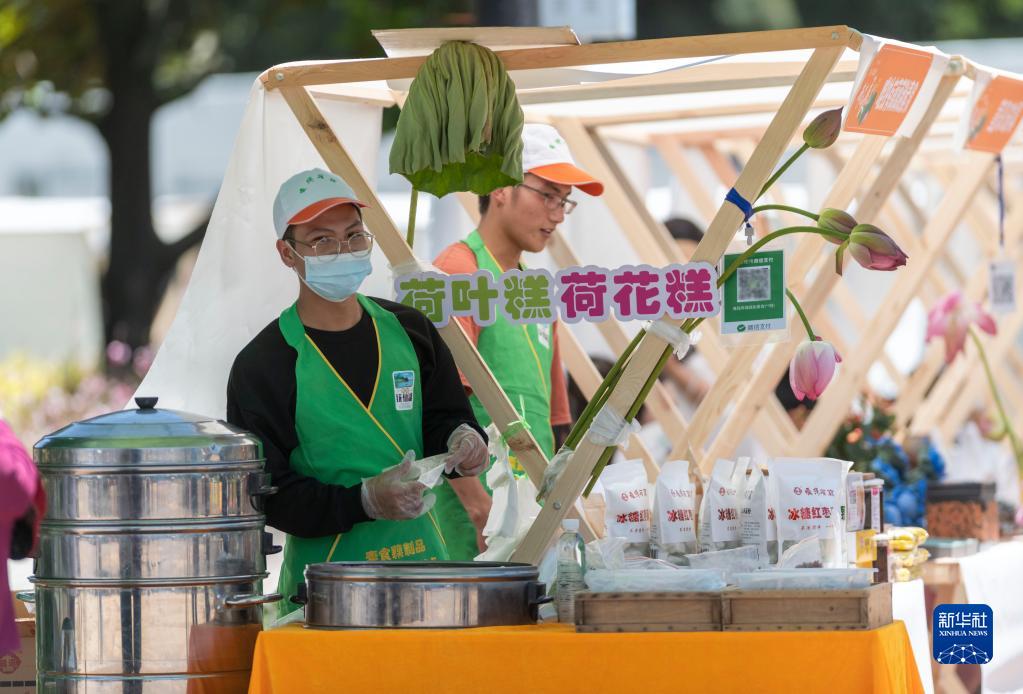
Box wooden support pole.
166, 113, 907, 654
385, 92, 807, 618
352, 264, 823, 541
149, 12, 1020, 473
796, 150, 995, 455
895, 194, 1019, 434
452, 191, 688, 476
653, 136, 719, 223
936, 309, 1023, 443
888, 168, 1023, 434
263, 26, 857, 89
554, 117, 796, 458
557, 321, 661, 478
698, 70, 962, 464
276, 85, 602, 538
513, 46, 845, 563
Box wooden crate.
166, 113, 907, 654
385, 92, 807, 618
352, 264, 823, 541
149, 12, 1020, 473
574, 591, 722, 633
720, 582, 892, 631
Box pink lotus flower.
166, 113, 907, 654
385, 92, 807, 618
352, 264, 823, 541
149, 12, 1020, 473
845, 224, 908, 271
790, 338, 842, 401
926, 291, 997, 363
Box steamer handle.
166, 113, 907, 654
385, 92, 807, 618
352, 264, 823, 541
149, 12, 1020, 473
15, 591, 34, 604
527, 582, 553, 621
290, 582, 308, 606
224, 593, 282, 609
262, 531, 283, 555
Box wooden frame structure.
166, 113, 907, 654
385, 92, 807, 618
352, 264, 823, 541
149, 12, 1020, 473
602, 75, 1023, 466
261, 25, 1021, 563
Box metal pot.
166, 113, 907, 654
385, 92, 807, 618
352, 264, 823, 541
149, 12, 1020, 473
295, 561, 550, 629
30, 397, 281, 692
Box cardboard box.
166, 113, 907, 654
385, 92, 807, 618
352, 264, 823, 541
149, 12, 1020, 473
0, 591, 36, 692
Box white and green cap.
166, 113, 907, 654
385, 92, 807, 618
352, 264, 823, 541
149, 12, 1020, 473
272, 167, 368, 238
521, 124, 603, 196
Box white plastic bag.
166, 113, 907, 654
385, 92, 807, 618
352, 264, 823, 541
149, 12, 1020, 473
684, 545, 762, 583
584, 568, 726, 593
409, 453, 449, 489
698, 459, 740, 552
846, 472, 865, 532
767, 458, 848, 567
740, 461, 769, 566
600, 459, 651, 557
476, 425, 541, 561
776, 536, 823, 568
733, 568, 872, 591
651, 459, 698, 564
585, 537, 628, 571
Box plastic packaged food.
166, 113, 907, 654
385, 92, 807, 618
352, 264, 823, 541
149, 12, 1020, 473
651, 460, 698, 564
684, 545, 762, 583
889, 526, 929, 552
733, 568, 873, 591
584, 568, 727, 593
698, 459, 741, 552
739, 462, 769, 566
601, 460, 652, 557
767, 458, 850, 567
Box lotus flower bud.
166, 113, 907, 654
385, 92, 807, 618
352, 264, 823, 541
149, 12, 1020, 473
817, 208, 857, 245
790, 339, 842, 401
846, 224, 909, 271
802, 108, 843, 149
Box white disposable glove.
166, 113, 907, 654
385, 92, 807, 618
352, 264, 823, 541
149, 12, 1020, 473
445, 424, 489, 477
360, 451, 435, 520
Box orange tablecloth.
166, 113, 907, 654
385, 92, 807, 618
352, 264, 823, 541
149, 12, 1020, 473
249, 621, 924, 694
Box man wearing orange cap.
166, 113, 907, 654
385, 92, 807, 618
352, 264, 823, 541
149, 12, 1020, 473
227, 168, 489, 617
434, 124, 604, 546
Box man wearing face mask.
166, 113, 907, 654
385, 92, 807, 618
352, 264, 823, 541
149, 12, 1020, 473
227, 169, 489, 617
433, 124, 604, 543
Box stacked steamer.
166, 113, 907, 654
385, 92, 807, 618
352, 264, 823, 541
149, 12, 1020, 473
29, 397, 280, 692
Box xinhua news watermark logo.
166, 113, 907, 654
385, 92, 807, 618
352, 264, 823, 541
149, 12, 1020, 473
933, 604, 993, 665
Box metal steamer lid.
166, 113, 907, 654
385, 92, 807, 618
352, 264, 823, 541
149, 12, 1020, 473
34, 396, 263, 467
304, 561, 540, 583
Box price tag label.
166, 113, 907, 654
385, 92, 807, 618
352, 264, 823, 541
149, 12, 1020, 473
989, 260, 1016, 314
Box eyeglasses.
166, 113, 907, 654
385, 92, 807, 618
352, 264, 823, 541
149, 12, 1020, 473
518, 183, 577, 215
286, 230, 374, 260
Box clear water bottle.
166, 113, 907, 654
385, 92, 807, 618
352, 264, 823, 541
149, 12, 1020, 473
555, 518, 586, 624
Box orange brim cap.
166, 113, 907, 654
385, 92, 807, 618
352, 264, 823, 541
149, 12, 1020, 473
529, 163, 604, 196
288, 197, 369, 226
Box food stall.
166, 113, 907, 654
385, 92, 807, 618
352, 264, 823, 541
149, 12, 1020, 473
17, 23, 1023, 694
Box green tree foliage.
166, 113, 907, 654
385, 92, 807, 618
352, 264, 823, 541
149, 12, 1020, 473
637, 0, 1023, 41
0, 0, 468, 352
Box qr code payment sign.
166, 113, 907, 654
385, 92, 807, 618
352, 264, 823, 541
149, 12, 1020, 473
737, 266, 771, 302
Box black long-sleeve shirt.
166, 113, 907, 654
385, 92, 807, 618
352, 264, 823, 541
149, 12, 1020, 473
226, 297, 485, 538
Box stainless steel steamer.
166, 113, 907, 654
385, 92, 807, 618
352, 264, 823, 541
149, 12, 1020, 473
28, 397, 281, 693
295, 562, 550, 629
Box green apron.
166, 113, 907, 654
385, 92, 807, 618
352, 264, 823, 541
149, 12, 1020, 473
464, 230, 556, 464
272, 295, 472, 620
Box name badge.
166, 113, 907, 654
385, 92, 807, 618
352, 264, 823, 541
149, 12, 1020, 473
392, 370, 415, 411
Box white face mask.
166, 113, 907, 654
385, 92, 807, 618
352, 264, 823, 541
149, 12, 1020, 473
293, 251, 373, 302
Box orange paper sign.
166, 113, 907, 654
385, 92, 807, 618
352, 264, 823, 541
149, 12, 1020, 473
844, 44, 934, 136
964, 76, 1023, 153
